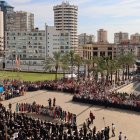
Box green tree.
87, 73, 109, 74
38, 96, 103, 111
61, 52, 70, 78
69, 50, 75, 79
84, 59, 93, 79
74, 54, 83, 81
43, 51, 62, 81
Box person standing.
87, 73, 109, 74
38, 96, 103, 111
112, 123, 115, 137
16, 103, 19, 113
53, 97, 56, 107
48, 98, 51, 109
89, 111, 95, 124
8, 102, 12, 112
124, 136, 128, 140
119, 132, 122, 140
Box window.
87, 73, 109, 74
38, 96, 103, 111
93, 52, 98, 56
108, 52, 112, 57
65, 46, 69, 49
93, 47, 98, 50
33, 61, 37, 65
61, 50, 64, 53
60, 46, 64, 49
108, 47, 112, 50
100, 51, 105, 56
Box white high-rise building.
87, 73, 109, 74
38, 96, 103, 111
0, 11, 4, 52
5, 28, 46, 71
53, 1, 78, 51
46, 25, 70, 57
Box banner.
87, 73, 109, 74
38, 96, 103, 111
0, 86, 4, 93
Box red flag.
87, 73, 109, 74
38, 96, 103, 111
15, 55, 20, 66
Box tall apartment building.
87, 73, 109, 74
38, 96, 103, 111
78, 33, 95, 46
114, 32, 129, 44
5, 29, 46, 71
0, 11, 4, 52
15, 11, 34, 31
0, 1, 15, 31
53, 1, 78, 51
46, 25, 70, 57
97, 29, 108, 43
130, 33, 140, 44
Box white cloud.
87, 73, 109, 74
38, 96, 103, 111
12, 0, 92, 29
8, 0, 32, 4
78, 0, 140, 18
9, 0, 140, 42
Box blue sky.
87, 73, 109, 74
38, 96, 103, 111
7, 0, 140, 42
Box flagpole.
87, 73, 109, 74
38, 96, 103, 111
16, 54, 20, 80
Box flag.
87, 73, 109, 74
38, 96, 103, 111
15, 55, 20, 66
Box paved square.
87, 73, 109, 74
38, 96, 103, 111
1, 90, 140, 140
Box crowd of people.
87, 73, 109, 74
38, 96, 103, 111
73, 90, 140, 112
15, 101, 77, 125
0, 79, 25, 101
0, 103, 119, 140
1, 78, 140, 113
0, 78, 133, 139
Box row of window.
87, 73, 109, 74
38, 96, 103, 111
7, 37, 44, 40
7, 32, 45, 36
6, 61, 43, 65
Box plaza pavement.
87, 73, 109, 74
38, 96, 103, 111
1, 90, 140, 140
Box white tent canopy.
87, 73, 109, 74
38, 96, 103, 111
65, 74, 77, 78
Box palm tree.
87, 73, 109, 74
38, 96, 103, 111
118, 55, 127, 81
84, 59, 93, 79
96, 56, 106, 80
44, 51, 62, 81
91, 56, 99, 80
125, 53, 135, 79
69, 50, 75, 79
61, 52, 70, 78
118, 53, 135, 80
109, 59, 119, 85
74, 54, 83, 81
